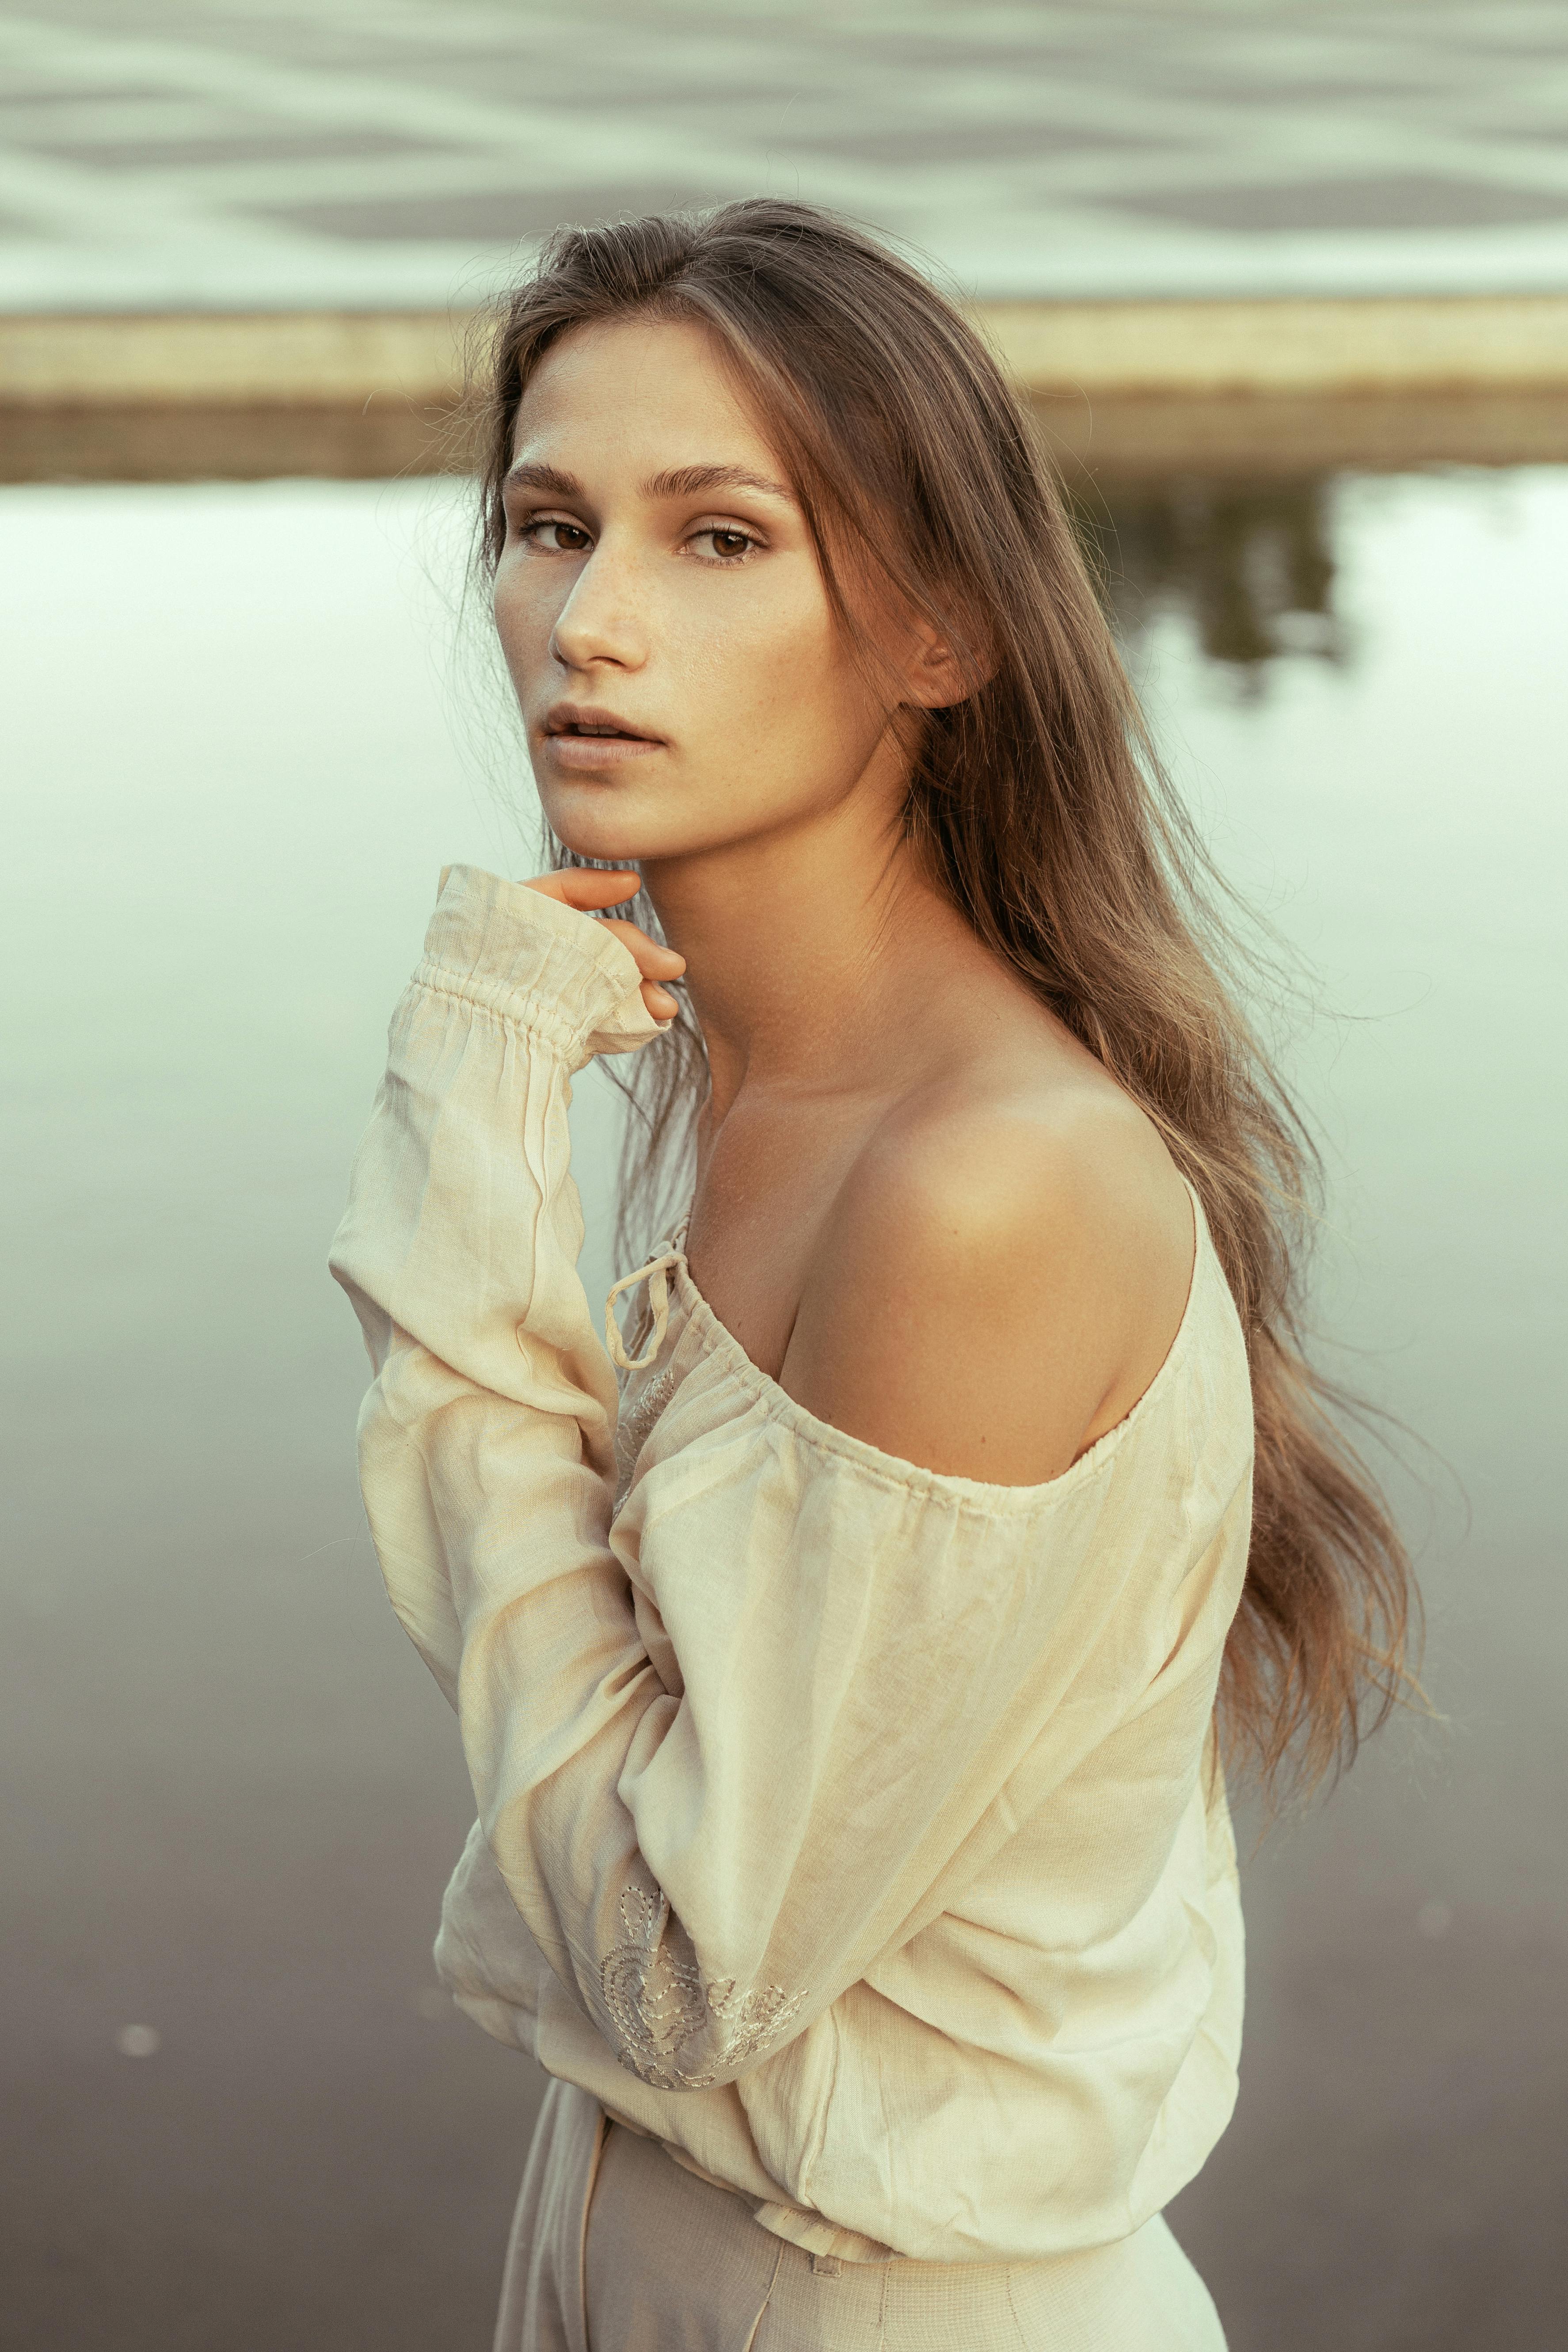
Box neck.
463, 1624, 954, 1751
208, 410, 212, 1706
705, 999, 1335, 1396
641, 794, 969, 1123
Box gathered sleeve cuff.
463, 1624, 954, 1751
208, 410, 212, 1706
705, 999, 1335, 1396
419, 863, 667, 1071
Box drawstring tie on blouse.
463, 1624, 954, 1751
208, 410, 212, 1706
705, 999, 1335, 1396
604, 1248, 683, 1373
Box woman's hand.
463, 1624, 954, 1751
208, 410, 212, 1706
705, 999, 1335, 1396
522, 868, 685, 1020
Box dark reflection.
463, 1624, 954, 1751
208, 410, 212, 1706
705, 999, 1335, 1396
1069, 476, 1345, 685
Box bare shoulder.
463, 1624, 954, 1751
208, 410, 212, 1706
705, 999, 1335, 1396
779, 1056, 1196, 1485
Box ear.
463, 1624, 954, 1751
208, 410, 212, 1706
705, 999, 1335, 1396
902, 613, 992, 710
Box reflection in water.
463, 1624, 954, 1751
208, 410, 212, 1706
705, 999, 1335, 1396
1071, 476, 1343, 681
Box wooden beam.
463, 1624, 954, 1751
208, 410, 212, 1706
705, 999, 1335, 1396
3, 294, 1568, 409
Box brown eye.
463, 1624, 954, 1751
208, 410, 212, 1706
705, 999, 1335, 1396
699, 528, 755, 561
523, 519, 590, 551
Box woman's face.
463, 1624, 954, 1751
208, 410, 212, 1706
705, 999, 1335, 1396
493, 313, 926, 868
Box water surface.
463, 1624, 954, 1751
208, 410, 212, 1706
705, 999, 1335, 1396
3, 468, 1564, 2350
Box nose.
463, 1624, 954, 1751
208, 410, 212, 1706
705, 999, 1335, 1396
549, 541, 647, 674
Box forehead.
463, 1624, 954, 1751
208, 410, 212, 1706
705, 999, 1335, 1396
510, 313, 780, 473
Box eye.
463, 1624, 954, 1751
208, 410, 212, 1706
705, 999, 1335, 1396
691, 526, 758, 564
520, 516, 592, 552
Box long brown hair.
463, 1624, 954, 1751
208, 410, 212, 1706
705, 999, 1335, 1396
473, 198, 1419, 1802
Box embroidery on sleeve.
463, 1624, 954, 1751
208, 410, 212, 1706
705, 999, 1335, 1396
600, 1880, 805, 2091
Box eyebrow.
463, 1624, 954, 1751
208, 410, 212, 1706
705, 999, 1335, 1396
503, 459, 795, 504
644, 464, 795, 503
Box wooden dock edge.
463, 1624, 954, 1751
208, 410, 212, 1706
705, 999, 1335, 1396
3, 296, 1566, 480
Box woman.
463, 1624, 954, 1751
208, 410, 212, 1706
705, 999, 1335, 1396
330, 202, 1413, 2348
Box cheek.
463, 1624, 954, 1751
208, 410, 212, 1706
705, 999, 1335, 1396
678, 575, 867, 739
491, 557, 553, 673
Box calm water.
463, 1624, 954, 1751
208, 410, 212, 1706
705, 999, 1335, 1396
3, 469, 1564, 2352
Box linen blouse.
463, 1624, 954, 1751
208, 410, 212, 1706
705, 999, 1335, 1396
328, 865, 1253, 2269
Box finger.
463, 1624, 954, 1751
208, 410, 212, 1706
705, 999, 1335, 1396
642, 982, 682, 1021
522, 868, 640, 911
599, 916, 685, 978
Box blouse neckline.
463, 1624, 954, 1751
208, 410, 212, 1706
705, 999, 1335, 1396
633, 1180, 1214, 1515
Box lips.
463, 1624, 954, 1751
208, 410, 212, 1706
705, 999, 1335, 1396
544, 701, 661, 744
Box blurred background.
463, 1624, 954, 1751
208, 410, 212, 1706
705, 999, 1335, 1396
3, 5, 1566, 2349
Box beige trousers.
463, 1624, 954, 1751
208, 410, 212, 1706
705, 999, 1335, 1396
495, 2079, 1227, 2352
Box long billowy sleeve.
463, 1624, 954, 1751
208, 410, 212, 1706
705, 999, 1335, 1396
329, 865, 1247, 2119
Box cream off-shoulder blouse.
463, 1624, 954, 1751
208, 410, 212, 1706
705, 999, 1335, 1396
329, 866, 1253, 2270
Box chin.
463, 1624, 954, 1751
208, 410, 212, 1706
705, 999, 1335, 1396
538, 776, 727, 870
539, 789, 663, 869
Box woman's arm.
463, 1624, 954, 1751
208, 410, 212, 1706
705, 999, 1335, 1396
328, 865, 670, 1705
330, 868, 1242, 2097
